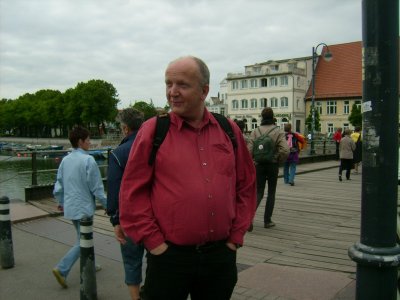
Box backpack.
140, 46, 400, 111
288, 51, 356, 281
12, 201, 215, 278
296, 133, 306, 151
252, 126, 278, 164
287, 133, 299, 153
148, 112, 237, 166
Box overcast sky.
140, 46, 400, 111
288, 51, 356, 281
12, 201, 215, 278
0, 0, 362, 108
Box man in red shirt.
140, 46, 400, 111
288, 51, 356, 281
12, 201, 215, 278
119, 56, 256, 300
333, 127, 342, 160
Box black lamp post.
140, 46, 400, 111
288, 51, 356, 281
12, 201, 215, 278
310, 43, 332, 155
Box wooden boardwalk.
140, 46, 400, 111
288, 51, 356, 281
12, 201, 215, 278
240, 166, 361, 274
30, 162, 365, 275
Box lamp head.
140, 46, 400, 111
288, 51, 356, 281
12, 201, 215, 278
323, 51, 333, 62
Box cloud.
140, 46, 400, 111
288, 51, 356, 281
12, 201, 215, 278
0, 0, 362, 108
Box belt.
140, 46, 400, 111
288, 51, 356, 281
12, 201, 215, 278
166, 240, 227, 253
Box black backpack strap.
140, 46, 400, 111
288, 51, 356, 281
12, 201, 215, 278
148, 113, 170, 166
211, 112, 237, 149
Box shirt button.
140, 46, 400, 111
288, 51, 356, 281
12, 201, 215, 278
210, 229, 214, 233
208, 194, 212, 198
211, 212, 215, 216
205, 178, 210, 182
202, 162, 207, 166
199, 147, 204, 151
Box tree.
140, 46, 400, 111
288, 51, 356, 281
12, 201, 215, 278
305, 108, 321, 133
348, 103, 362, 128
131, 101, 158, 120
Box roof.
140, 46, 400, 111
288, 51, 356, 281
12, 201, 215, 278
305, 41, 362, 100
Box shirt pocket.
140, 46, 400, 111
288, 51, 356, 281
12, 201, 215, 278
212, 143, 235, 176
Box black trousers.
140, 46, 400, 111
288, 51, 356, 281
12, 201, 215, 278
335, 142, 340, 160
255, 162, 279, 223
339, 159, 352, 179
143, 241, 237, 300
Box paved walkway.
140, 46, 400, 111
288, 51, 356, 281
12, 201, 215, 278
1, 160, 359, 300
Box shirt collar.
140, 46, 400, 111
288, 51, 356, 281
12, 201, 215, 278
170, 108, 215, 131
120, 131, 137, 145
73, 148, 87, 154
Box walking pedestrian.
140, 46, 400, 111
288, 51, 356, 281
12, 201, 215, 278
283, 123, 305, 186
339, 129, 356, 181
333, 127, 342, 160
107, 108, 145, 300
119, 56, 256, 300
52, 126, 107, 288
351, 126, 362, 174
247, 108, 289, 229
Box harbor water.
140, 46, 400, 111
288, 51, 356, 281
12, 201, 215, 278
0, 154, 107, 201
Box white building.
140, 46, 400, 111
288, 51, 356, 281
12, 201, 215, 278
206, 96, 228, 116
220, 57, 313, 133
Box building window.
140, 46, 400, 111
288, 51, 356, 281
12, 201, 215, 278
232, 100, 239, 110
316, 101, 323, 114
327, 123, 334, 134
296, 98, 300, 110
327, 101, 337, 115
232, 81, 238, 90
343, 123, 349, 130
271, 65, 279, 71
344, 100, 350, 114
252, 118, 258, 129
241, 99, 248, 109
260, 98, 267, 108
355, 100, 361, 109
250, 79, 258, 88
280, 97, 288, 108
270, 77, 277, 87
261, 78, 268, 87
270, 97, 278, 108
280, 76, 288, 86
297, 77, 301, 87
250, 98, 257, 109
241, 80, 248, 89
220, 108, 225, 116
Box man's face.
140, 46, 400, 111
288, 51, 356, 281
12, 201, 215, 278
165, 58, 209, 120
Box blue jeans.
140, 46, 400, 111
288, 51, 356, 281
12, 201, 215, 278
283, 162, 297, 184
120, 236, 145, 285
56, 220, 80, 277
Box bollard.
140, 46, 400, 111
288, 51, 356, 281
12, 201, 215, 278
80, 217, 97, 300
0, 196, 15, 269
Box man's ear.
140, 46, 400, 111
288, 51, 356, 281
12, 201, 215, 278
201, 84, 209, 102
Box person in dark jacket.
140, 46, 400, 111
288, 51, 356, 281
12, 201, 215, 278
107, 108, 144, 300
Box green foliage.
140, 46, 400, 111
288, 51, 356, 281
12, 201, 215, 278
305, 107, 321, 132
348, 103, 362, 128
131, 101, 158, 120
0, 80, 119, 137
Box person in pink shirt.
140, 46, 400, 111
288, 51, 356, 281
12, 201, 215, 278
119, 56, 256, 300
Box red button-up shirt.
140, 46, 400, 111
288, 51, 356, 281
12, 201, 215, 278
119, 110, 256, 251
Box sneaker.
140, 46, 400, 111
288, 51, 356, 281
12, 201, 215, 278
264, 221, 276, 228
95, 264, 102, 272
52, 268, 67, 288
290, 182, 295, 186
339, 175, 342, 182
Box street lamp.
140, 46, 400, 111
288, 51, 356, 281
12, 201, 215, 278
310, 43, 333, 155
